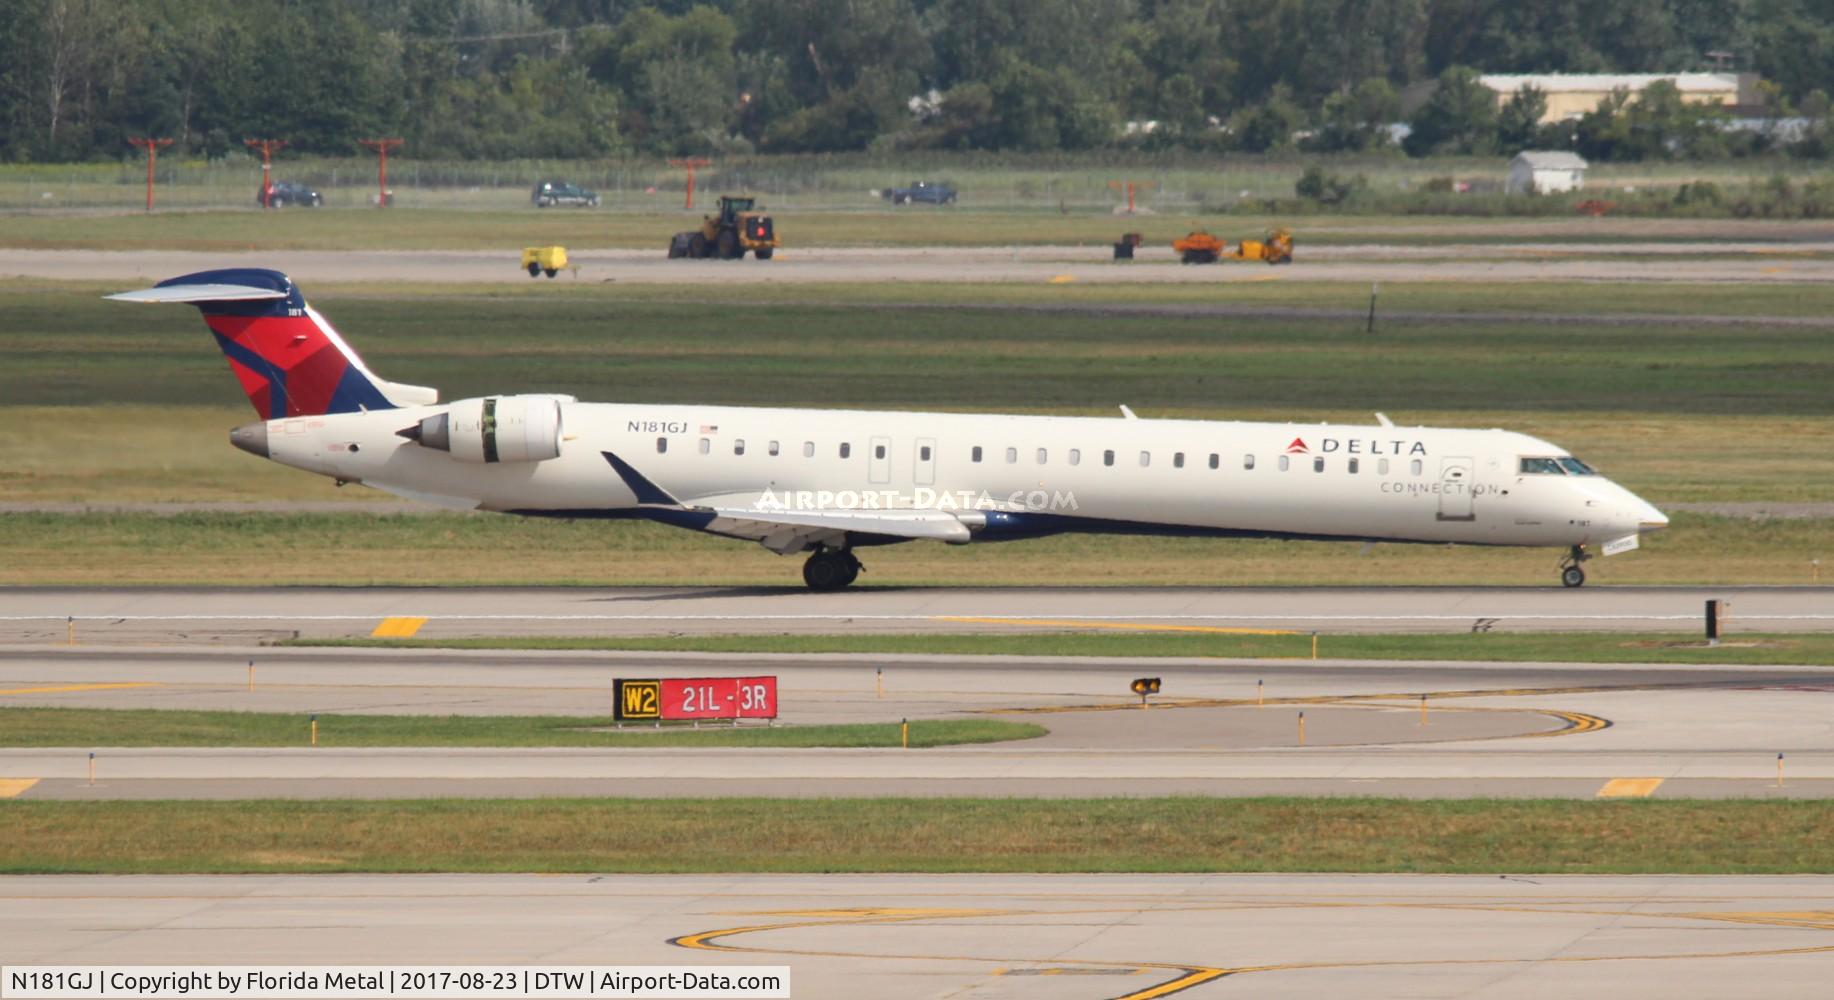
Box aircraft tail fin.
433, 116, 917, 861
108, 268, 437, 419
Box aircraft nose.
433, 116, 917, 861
229, 422, 269, 458
1638, 501, 1669, 532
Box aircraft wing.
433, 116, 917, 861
698, 506, 973, 553
600, 451, 972, 552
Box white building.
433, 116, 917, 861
1507, 151, 1588, 195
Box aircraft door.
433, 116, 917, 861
913, 438, 936, 486
1436, 456, 1476, 521
869, 436, 892, 484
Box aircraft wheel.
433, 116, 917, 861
802, 550, 858, 591
1560, 565, 1586, 588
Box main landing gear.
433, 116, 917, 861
802, 547, 862, 591
1559, 544, 1590, 588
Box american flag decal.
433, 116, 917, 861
700, 424, 718, 434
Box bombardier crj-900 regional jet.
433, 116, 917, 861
112, 269, 1668, 590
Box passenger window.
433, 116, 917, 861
656, 437, 668, 454
768, 440, 780, 456
1378, 458, 1389, 475
1410, 459, 1422, 476
972, 446, 983, 463
1005, 447, 1017, 463
699, 437, 710, 455
1278, 455, 1290, 472
1244, 455, 1255, 470
920, 445, 932, 461
1173, 452, 1185, 469
803, 441, 814, 458
1520, 457, 1564, 475
1348, 458, 1359, 474
1209, 453, 1219, 469
1036, 448, 1047, 464
875, 444, 887, 460
1313, 456, 1325, 473
1104, 450, 1115, 467
1069, 448, 1081, 466
1139, 451, 1150, 467
734, 439, 745, 456
840, 443, 851, 458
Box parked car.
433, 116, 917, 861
258, 180, 322, 208
882, 181, 957, 205
531, 180, 600, 208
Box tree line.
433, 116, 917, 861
3, 0, 1832, 164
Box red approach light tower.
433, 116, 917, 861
245, 138, 288, 208
127, 137, 174, 212
358, 138, 404, 208
668, 157, 711, 210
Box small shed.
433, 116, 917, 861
1507, 151, 1588, 195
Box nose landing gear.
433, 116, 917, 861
1559, 544, 1590, 588
802, 547, 862, 590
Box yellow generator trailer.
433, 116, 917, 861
520, 245, 569, 278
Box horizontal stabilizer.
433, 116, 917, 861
106, 284, 289, 305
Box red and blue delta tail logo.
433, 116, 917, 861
122, 268, 416, 419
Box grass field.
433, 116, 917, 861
296, 631, 1834, 666
0, 510, 1825, 586
0, 709, 1040, 749
12, 281, 1830, 417
5, 798, 1833, 874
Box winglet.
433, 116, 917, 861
1119, 405, 1138, 420
1374, 411, 1394, 428
602, 452, 683, 506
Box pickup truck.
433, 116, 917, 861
881, 181, 957, 205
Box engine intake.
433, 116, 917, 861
399, 395, 564, 463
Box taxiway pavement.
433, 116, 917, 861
2, 586, 1827, 643
6, 873, 1834, 999
3, 645, 1831, 800
13, 245, 1834, 285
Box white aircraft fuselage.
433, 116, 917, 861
113, 268, 1668, 590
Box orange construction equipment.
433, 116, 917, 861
1230, 227, 1294, 264
1173, 230, 1226, 264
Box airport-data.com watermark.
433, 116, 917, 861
1, 966, 791, 999
754, 487, 1078, 513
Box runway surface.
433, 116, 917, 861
11, 245, 1834, 286
4, 586, 1828, 642
7, 873, 1834, 998
3, 645, 1832, 799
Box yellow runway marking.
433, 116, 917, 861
1597, 777, 1665, 798
936, 616, 1297, 636
671, 900, 1834, 999
0, 682, 160, 696
370, 616, 428, 638
0, 779, 38, 798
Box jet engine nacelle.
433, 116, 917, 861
404, 395, 569, 463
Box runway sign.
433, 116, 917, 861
613, 679, 661, 720
615, 677, 778, 721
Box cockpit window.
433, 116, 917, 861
1519, 457, 1564, 475
1557, 457, 1599, 476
